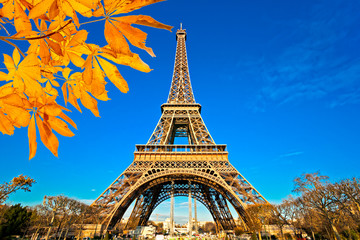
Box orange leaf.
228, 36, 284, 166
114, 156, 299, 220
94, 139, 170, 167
49, 33, 64, 42
80, 90, 99, 117
62, 83, 68, 105
116, 15, 172, 31
1, 104, 31, 127
68, 30, 88, 48
36, 114, 59, 157
29, 0, 55, 19
28, 115, 37, 160
42, 103, 64, 116
67, 52, 85, 67
0, 71, 9, 81
89, 59, 107, 99
47, 116, 74, 137
112, 21, 155, 57
0, 110, 15, 135
2, 1, 15, 20
67, 85, 82, 112
58, 112, 77, 129
82, 55, 93, 85
3, 53, 15, 72
104, 20, 131, 55
12, 48, 21, 67
111, 0, 165, 15
14, 1, 32, 33
99, 49, 151, 73
47, 39, 63, 56
1, 93, 24, 107
39, 39, 50, 64
48, 0, 59, 19
97, 57, 129, 93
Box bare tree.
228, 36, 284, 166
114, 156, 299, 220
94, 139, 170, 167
293, 172, 342, 240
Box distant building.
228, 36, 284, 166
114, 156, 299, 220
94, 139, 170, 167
163, 218, 171, 232
133, 225, 156, 238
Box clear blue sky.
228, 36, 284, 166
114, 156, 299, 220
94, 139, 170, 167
1, 0, 360, 224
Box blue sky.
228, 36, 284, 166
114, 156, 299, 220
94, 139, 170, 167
1, 0, 360, 224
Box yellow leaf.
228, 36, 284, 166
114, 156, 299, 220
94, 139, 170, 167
13, 48, 21, 67
29, 0, 55, 19
45, 81, 52, 92
62, 83, 68, 105
58, 112, 77, 129
97, 57, 129, 93
14, 1, 32, 33
49, 78, 60, 87
112, 20, 155, 56
67, 0, 93, 17
104, 20, 131, 55
89, 59, 107, 99
67, 52, 85, 67
42, 103, 63, 116
47, 116, 74, 137
1, 93, 24, 107
67, 85, 82, 112
116, 15, 172, 31
39, 39, 50, 64
99, 49, 151, 73
1, 104, 31, 127
36, 114, 59, 157
3, 54, 15, 72
62, 68, 72, 80
0, 110, 15, 135
2, 0, 15, 20
80, 90, 99, 117
92, 4, 104, 17
23, 77, 43, 97
17, 53, 41, 81
111, 0, 165, 15
0, 84, 14, 97
68, 30, 88, 47
28, 115, 37, 160
0, 71, 9, 81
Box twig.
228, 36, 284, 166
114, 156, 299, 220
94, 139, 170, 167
0, 38, 26, 57
2, 20, 73, 41
79, 18, 105, 26
0, 23, 10, 35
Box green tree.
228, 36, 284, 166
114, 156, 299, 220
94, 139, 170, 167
0, 204, 32, 238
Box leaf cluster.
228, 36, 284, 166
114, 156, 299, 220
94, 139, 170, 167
0, 0, 172, 159
0, 174, 35, 204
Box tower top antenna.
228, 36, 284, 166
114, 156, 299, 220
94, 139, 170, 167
180, 23, 182, 30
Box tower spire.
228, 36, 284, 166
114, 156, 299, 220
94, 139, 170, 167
167, 26, 195, 103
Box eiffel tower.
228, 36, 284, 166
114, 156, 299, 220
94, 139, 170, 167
91, 26, 268, 232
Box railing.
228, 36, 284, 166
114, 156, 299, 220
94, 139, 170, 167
135, 144, 227, 153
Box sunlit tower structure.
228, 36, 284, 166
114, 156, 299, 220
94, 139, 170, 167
91, 25, 268, 233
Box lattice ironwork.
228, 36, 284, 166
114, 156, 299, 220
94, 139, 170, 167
91, 26, 268, 233
167, 28, 195, 104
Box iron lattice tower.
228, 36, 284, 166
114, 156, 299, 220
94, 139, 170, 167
91, 26, 268, 231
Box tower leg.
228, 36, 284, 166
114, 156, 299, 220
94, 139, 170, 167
188, 180, 192, 236
170, 181, 174, 236
194, 193, 198, 235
